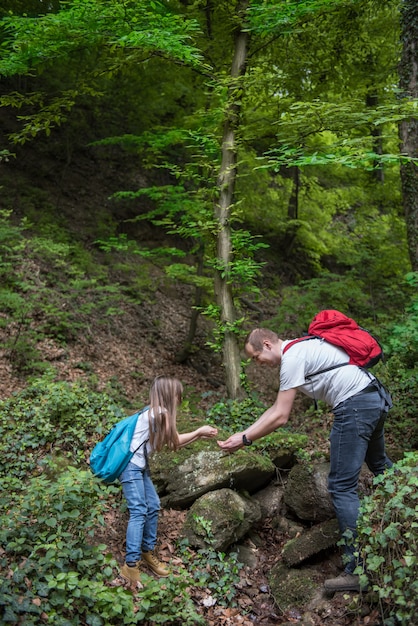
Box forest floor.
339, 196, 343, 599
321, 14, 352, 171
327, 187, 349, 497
0, 143, 385, 625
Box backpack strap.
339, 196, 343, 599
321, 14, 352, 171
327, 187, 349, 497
132, 438, 149, 454
282, 335, 317, 353
305, 362, 349, 379
131, 406, 151, 462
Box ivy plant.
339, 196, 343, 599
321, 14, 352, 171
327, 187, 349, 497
356, 452, 418, 625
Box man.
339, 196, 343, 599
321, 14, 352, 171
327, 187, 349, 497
217, 328, 393, 593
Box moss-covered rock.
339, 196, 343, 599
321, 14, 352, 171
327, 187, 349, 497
154, 449, 275, 508
281, 518, 340, 566
269, 562, 320, 611
284, 462, 334, 522
181, 487, 262, 550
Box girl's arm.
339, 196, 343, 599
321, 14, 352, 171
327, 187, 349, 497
178, 425, 218, 448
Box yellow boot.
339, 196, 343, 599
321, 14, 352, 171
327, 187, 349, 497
142, 551, 170, 577
120, 562, 141, 584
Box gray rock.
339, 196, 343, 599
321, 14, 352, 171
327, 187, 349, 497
234, 543, 259, 568
273, 516, 305, 538
181, 488, 262, 551
158, 449, 275, 508
281, 518, 340, 566
284, 462, 334, 521
269, 562, 321, 611
252, 483, 285, 518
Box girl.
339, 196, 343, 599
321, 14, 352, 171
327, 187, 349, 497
119, 375, 218, 584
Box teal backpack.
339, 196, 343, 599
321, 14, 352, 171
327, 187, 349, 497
89, 406, 149, 484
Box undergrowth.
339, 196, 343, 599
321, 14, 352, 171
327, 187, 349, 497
357, 452, 418, 625
0, 377, 244, 624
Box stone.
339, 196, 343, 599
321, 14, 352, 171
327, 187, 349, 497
157, 449, 275, 508
180, 488, 262, 551
284, 462, 334, 522
269, 562, 321, 611
281, 518, 340, 566
252, 483, 285, 518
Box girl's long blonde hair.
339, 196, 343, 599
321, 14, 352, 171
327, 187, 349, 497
148, 375, 181, 452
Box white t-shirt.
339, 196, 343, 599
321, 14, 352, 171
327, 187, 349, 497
129, 408, 153, 469
280, 337, 374, 408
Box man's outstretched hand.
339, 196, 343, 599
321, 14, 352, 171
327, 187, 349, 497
217, 433, 244, 453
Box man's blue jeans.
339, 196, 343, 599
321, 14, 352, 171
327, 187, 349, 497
329, 388, 392, 573
119, 461, 160, 564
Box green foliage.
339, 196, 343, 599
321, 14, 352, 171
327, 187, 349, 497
204, 312, 247, 354
0, 464, 108, 553
134, 572, 205, 625
0, 0, 206, 142
382, 360, 418, 450
206, 394, 266, 432
0, 462, 137, 625
372, 273, 418, 449
356, 453, 418, 624
260, 100, 418, 170
0, 463, 206, 624
0, 375, 126, 479
178, 517, 243, 607
248, 0, 349, 34
385, 272, 418, 367
264, 271, 408, 339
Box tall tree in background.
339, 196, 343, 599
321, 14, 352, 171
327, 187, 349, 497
399, 0, 418, 271
214, 1, 249, 399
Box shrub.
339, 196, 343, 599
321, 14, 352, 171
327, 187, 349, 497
384, 272, 418, 369
206, 395, 266, 432
379, 359, 418, 451
356, 452, 418, 625
0, 375, 127, 479
0, 459, 205, 624
134, 572, 206, 625
0, 464, 135, 625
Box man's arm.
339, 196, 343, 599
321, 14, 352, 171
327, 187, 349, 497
217, 388, 297, 452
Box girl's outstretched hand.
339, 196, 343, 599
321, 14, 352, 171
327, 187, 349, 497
198, 425, 218, 439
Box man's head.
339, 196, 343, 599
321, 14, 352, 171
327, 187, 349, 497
244, 328, 282, 367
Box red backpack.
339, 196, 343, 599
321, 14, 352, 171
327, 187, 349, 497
282, 309, 383, 369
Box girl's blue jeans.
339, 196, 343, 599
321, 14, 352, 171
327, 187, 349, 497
329, 388, 392, 574
119, 461, 160, 564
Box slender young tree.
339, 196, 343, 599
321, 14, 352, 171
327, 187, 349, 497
214, 0, 249, 398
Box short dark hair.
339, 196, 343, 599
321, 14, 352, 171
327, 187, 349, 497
244, 328, 279, 352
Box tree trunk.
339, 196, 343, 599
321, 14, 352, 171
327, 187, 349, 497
287, 166, 300, 220
399, 0, 418, 271
214, 1, 249, 399
366, 92, 384, 186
